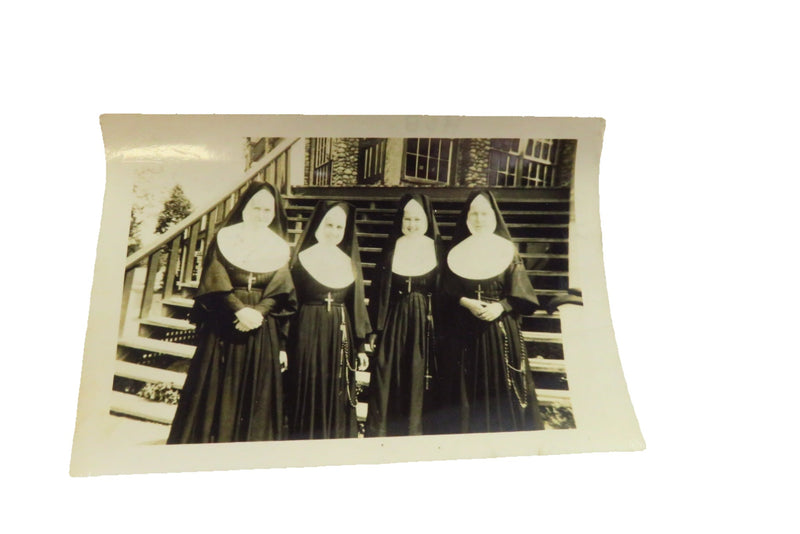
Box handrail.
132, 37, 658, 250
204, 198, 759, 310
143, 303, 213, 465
125, 137, 301, 269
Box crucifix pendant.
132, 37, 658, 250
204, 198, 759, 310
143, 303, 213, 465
476, 284, 483, 303
325, 292, 334, 312
247, 272, 256, 292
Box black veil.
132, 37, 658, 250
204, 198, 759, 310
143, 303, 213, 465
370, 193, 444, 332
445, 189, 538, 315
190, 180, 295, 325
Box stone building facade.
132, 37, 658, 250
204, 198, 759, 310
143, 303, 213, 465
249, 137, 577, 189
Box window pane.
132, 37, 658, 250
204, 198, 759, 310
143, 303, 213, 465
534, 141, 542, 158
419, 138, 429, 154
430, 138, 440, 157
407, 138, 418, 153
417, 158, 427, 177
428, 160, 439, 180
406, 153, 416, 175
526, 139, 534, 156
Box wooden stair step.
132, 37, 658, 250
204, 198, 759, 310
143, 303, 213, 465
110, 391, 176, 425
115, 360, 187, 388
519, 252, 569, 259
528, 270, 568, 276
536, 388, 571, 407
162, 296, 195, 309
290, 216, 569, 227
530, 289, 568, 295
436, 209, 570, 216
140, 316, 195, 331
287, 190, 570, 203
118, 336, 197, 359
288, 229, 390, 239
438, 236, 567, 243
523, 331, 563, 343
528, 357, 566, 373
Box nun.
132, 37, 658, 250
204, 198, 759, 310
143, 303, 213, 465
442, 190, 544, 433
167, 181, 297, 444
365, 193, 444, 437
287, 201, 371, 439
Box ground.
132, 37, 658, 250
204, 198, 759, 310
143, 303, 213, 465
107, 414, 170, 447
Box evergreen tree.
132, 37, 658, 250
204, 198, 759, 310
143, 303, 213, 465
128, 205, 143, 255
155, 184, 193, 234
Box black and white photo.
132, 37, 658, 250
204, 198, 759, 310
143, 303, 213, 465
71, 115, 642, 475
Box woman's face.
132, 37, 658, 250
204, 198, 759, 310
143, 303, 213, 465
401, 199, 428, 237
466, 194, 497, 235
315, 205, 347, 246
241, 189, 276, 228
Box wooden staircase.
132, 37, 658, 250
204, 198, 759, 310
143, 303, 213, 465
112, 141, 578, 431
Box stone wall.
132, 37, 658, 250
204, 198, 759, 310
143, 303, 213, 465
456, 138, 491, 186
555, 139, 577, 187
303, 139, 311, 183
330, 138, 360, 186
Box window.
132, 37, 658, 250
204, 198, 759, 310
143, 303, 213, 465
488, 138, 559, 187
357, 138, 387, 185
309, 138, 332, 186
404, 138, 454, 184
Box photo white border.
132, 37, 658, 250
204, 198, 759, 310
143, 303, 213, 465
70, 115, 643, 476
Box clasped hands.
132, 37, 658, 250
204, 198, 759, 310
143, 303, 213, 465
234, 307, 263, 332
460, 297, 504, 322
234, 308, 368, 372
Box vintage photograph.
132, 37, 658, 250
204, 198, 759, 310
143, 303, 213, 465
71, 116, 642, 475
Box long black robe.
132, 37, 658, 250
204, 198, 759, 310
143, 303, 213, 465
167, 245, 297, 443
286, 201, 371, 440
365, 193, 443, 437
441, 190, 544, 434
442, 262, 543, 433
167, 181, 297, 444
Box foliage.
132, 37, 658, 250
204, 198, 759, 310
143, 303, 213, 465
541, 406, 576, 430
155, 184, 193, 234
137, 382, 181, 405
128, 205, 143, 255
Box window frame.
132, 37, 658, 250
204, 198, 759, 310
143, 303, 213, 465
488, 138, 560, 188
401, 138, 456, 186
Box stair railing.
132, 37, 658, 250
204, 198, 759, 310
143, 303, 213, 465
120, 138, 301, 336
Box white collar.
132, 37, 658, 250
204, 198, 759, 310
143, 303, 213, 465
298, 244, 355, 288
391, 235, 437, 276
216, 223, 290, 273
447, 234, 515, 280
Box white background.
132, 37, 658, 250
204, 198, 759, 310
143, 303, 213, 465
3, 2, 798, 532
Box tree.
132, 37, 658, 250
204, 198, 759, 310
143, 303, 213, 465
128, 205, 143, 255
155, 184, 193, 234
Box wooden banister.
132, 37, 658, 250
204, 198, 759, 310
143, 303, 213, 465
125, 137, 301, 269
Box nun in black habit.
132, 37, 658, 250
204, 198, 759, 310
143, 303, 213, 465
365, 193, 444, 437
287, 201, 371, 440
167, 181, 297, 444
442, 190, 544, 434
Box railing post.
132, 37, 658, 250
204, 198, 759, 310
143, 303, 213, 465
163, 237, 181, 299
119, 267, 136, 336
181, 222, 200, 286
140, 249, 163, 319
206, 205, 220, 245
